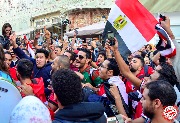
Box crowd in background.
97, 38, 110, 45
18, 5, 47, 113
0, 16, 180, 123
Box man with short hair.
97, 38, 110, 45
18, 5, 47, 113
64, 50, 78, 71
108, 35, 179, 122
54, 46, 62, 56
16, 59, 47, 104
141, 80, 177, 123
52, 69, 106, 123
51, 55, 70, 74
75, 48, 102, 87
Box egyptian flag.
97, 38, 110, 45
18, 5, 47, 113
103, 0, 158, 59
24, 35, 35, 58
155, 23, 176, 58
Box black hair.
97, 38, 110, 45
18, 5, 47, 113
78, 48, 91, 59
35, 48, 49, 58
0, 45, 8, 73
140, 51, 147, 58
17, 59, 33, 79
52, 69, 82, 106
157, 62, 178, 87
4, 51, 12, 56
145, 44, 152, 50
98, 51, 107, 60
88, 45, 94, 51
133, 55, 145, 67
146, 80, 177, 106
107, 58, 120, 76
55, 46, 62, 51
65, 50, 76, 62
2, 23, 12, 36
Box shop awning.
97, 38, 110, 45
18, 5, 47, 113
65, 21, 106, 37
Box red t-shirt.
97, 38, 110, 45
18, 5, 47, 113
9, 67, 18, 81
20, 77, 47, 103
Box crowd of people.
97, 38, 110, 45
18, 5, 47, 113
0, 16, 180, 123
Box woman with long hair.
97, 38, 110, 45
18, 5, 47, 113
0, 23, 12, 50
0, 44, 13, 83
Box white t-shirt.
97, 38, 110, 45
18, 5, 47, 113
108, 76, 128, 105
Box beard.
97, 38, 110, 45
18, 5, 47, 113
130, 67, 137, 72
143, 106, 155, 119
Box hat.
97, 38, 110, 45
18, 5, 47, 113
10, 96, 51, 123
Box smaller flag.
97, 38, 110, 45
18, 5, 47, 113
103, 0, 158, 59
155, 24, 176, 58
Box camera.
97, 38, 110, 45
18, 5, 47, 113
107, 31, 115, 46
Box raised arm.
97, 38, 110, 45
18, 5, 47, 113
33, 32, 42, 49
109, 39, 142, 88
162, 16, 180, 83
10, 33, 35, 64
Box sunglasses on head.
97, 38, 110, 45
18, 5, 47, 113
76, 55, 84, 60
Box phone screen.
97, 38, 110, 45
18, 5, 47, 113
107, 31, 114, 38
107, 117, 116, 123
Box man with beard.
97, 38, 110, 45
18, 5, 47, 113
75, 48, 102, 87
125, 55, 153, 94
107, 35, 179, 122
122, 54, 154, 118
140, 80, 178, 123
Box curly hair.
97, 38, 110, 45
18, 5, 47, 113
0, 45, 9, 73
157, 62, 178, 87
98, 51, 107, 60
35, 49, 49, 59
52, 69, 82, 106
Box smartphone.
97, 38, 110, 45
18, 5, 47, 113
107, 117, 116, 123
159, 14, 166, 21
107, 115, 124, 123
107, 31, 115, 46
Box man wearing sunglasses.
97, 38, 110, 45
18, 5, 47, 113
75, 48, 102, 87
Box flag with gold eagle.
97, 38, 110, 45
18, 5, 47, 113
103, 0, 158, 59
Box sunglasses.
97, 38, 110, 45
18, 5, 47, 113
76, 55, 84, 60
